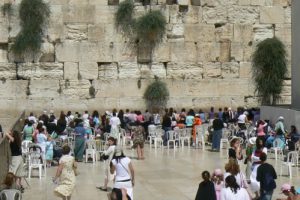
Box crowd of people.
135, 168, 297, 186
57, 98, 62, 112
0, 106, 300, 200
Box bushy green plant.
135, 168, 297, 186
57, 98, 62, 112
135, 10, 166, 46
12, 0, 50, 55
252, 37, 287, 105
1, 3, 12, 16
115, 0, 135, 35
143, 77, 169, 111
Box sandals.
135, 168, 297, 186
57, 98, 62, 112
96, 186, 108, 191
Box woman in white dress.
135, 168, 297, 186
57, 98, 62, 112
53, 145, 77, 200
221, 175, 250, 200
110, 146, 135, 200
97, 137, 116, 191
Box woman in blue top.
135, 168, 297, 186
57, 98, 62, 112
74, 119, 86, 162
185, 110, 195, 128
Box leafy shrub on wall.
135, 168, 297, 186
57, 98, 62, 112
252, 37, 288, 105
12, 0, 50, 55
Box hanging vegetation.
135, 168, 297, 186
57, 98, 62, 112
1, 2, 13, 16
115, 0, 135, 35
251, 37, 288, 105
143, 77, 169, 112
12, 0, 50, 55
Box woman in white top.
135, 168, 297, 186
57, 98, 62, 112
221, 175, 250, 200
97, 137, 116, 191
110, 146, 135, 200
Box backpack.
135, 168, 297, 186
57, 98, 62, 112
262, 171, 276, 191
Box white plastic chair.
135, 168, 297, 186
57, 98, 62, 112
21, 140, 32, 155
179, 129, 190, 148
280, 151, 299, 179
195, 125, 205, 150
121, 128, 132, 146
85, 140, 97, 163
28, 151, 44, 179
167, 131, 179, 150
148, 125, 157, 148
220, 128, 230, 150
154, 129, 163, 149
0, 189, 22, 200
271, 138, 284, 161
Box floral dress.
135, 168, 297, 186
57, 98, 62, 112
54, 155, 76, 197
132, 125, 145, 149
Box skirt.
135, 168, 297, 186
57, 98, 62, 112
10, 155, 24, 177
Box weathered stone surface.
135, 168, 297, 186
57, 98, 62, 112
47, 5, 64, 42
260, 6, 285, 24
167, 24, 184, 39
239, 62, 252, 78
118, 62, 140, 79
98, 62, 119, 80
284, 7, 291, 23
184, 24, 215, 42
64, 62, 78, 80
228, 6, 259, 24
170, 42, 197, 62
178, 0, 189, 5
17, 63, 64, 80
89, 0, 109, 5
56, 41, 80, 62
6, 4, 20, 39
0, 49, 8, 63
65, 24, 88, 41
152, 42, 171, 62
95, 6, 116, 24
87, 24, 105, 42
251, 0, 265, 6
59, 79, 90, 99
169, 5, 182, 24
215, 24, 233, 41
63, 5, 95, 23
30, 80, 60, 97
203, 62, 221, 78
0, 80, 27, 98
139, 63, 166, 79
39, 43, 55, 62
231, 42, 244, 61
198, 42, 220, 62
221, 62, 239, 78
0, 63, 16, 79
203, 6, 227, 24
167, 62, 203, 79
273, 0, 289, 6
275, 24, 291, 44
78, 62, 98, 80
238, 0, 251, 5
0, 20, 9, 43
219, 40, 231, 62
182, 6, 200, 24
253, 24, 274, 43
233, 24, 253, 44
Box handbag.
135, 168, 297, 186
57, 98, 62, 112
100, 154, 109, 160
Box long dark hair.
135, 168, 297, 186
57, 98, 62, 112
12, 130, 21, 148
225, 175, 240, 194
202, 171, 211, 182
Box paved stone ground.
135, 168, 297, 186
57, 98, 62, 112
23, 144, 300, 200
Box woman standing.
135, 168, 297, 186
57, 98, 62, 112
220, 175, 250, 200
228, 138, 243, 161
5, 131, 24, 191
110, 147, 135, 200
212, 114, 224, 152
53, 145, 77, 200
224, 159, 248, 190
23, 121, 34, 141
97, 137, 116, 191
132, 122, 145, 160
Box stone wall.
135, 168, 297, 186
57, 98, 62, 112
0, 0, 292, 112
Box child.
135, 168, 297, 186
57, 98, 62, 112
245, 137, 256, 181
45, 137, 54, 167
195, 171, 216, 200
211, 169, 224, 200
276, 183, 300, 200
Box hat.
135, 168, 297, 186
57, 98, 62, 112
281, 183, 291, 192
114, 146, 124, 157
213, 169, 222, 176
105, 111, 110, 115
278, 116, 284, 121
195, 114, 200, 117
249, 137, 257, 145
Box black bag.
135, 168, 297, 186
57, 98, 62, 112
101, 154, 109, 160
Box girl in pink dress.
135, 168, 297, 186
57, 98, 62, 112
212, 169, 224, 200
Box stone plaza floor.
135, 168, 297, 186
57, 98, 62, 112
23, 144, 300, 200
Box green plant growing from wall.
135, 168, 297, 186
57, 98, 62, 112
252, 37, 288, 105
12, 0, 50, 55
115, 0, 135, 35
143, 76, 169, 112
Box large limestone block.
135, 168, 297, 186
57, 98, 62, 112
94, 79, 120, 98
63, 5, 95, 23
231, 42, 244, 62
253, 24, 274, 43
64, 62, 78, 80
68, 0, 89, 4
285, 7, 291, 24
215, 24, 233, 41
47, 5, 64, 42
65, 24, 88, 41
185, 79, 219, 97
47, 0, 69, 5
114, 42, 136, 62
203, 62, 221, 78
167, 24, 184, 39
243, 44, 253, 62
221, 62, 239, 78
182, 6, 201, 24
170, 42, 197, 63
198, 42, 220, 62
95, 6, 117, 24
140, 63, 166, 79
184, 24, 215, 42
0, 20, 8, 43
118, 62, 140, 79
239, 62, 252, 78
98, 62, 119, 80
152, 42, 170, 62
178, 0, 189, 5
233, 24, 253, 44
88, 24, 105, 42
168, 5, 182, 24
80, 42, 115, 62
273, 0, 289, 6
17, 63, 64, 80
39, 43, 55, 62
219, 40, 231, 62
6, 4, 20, 39
56, 41, 80, 62
228, 6, 259, 24
89, 0, 109, 5
29, 80, 60, 97
0, 49, 8, 62
0, 63, 16, 80
238, 0, 250, 5
163, 79, 187, 97
202, 6, 228, 24
251, 0, 265, 5
167, 62, 203, 79
218, 78, 252, 96
118, 97, 145, 109
275, 24, 291, 44
78, 62, 98, 80
59, 79, 90, 99
201, 0, 238, 6
260, 6, 285, 24
0, 80, 28, 98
